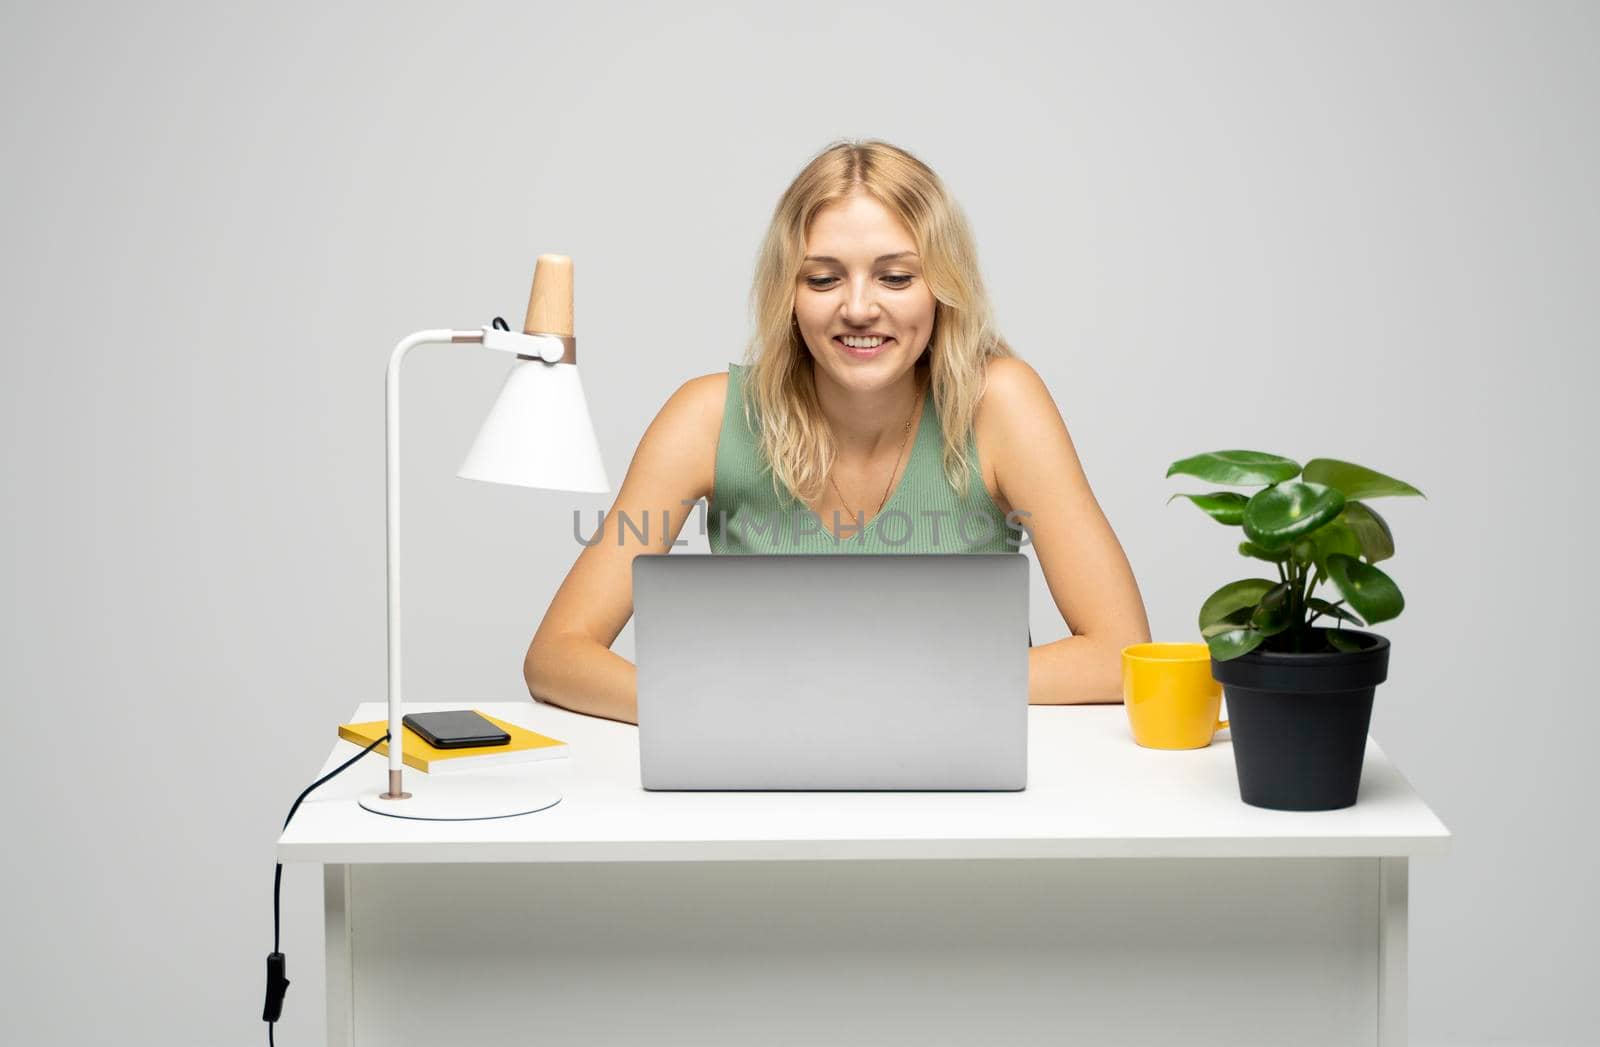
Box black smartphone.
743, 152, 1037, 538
402, 710, 511, 749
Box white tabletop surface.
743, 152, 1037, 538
275, 701, 1452, 864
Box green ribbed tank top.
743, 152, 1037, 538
708, 363, 1019, 554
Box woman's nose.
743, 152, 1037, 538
843, 278, 880, 320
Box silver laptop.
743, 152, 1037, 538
633, 553, 1029, 791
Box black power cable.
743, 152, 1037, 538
265, 731, 389, 1045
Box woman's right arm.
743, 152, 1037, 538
522, 372, 726, 724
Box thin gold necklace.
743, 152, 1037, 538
828, 377, 923, 527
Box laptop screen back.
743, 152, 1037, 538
633, 553, 1029, 790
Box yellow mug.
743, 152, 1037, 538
1122, 642, 1229, 749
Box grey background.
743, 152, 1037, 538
2, 1, 1593, 1044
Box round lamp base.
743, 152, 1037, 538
359, 774, 561, 821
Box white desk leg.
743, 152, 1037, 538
324, 864, 353, 1047
1379, 857, 1408, 1047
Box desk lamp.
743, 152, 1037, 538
359, 254, 608, 821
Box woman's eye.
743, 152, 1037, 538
805, 274, 914, 289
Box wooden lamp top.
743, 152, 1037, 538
523, 254, 573, 337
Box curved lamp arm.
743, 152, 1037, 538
382, 330, 478, 798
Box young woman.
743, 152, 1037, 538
525, 139, 1150, 724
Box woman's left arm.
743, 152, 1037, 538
983, 358, 1152, 703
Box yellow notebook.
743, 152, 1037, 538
337, 711, 568, 775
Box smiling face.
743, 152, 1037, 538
793, 191, 936, 394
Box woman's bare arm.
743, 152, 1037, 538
981, 357, 1152, 703
523, 373, 726, 724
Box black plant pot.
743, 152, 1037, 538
1210, 628, 1390, 811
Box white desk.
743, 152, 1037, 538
279, 701, 1451, 1047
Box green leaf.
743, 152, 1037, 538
1199, 579, 1277, 630
1325, 553, 1405, 624
1242, 482, 1347, 551
1294, 518, 1362, 575
1342, 502, 1395, 563
1249, 581, 1295, 636
1207, 627, 1266, 661
1166, 491, 1249, 526
1307, 597, 1365, 626
1238, 540, 1289, 563
1166, 451, 1302, 486
1302, 459, 1425, 500
1327, 630, 1365, 653
1201, 606, 1255, 638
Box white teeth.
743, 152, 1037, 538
841, 336, 886, 348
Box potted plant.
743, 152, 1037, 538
1165, 451, 1425, 811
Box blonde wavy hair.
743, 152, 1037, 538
740, 138, 1015, 506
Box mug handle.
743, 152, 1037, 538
1216, 718, 1229, 732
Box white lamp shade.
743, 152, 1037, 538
457, 359, 610, 493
